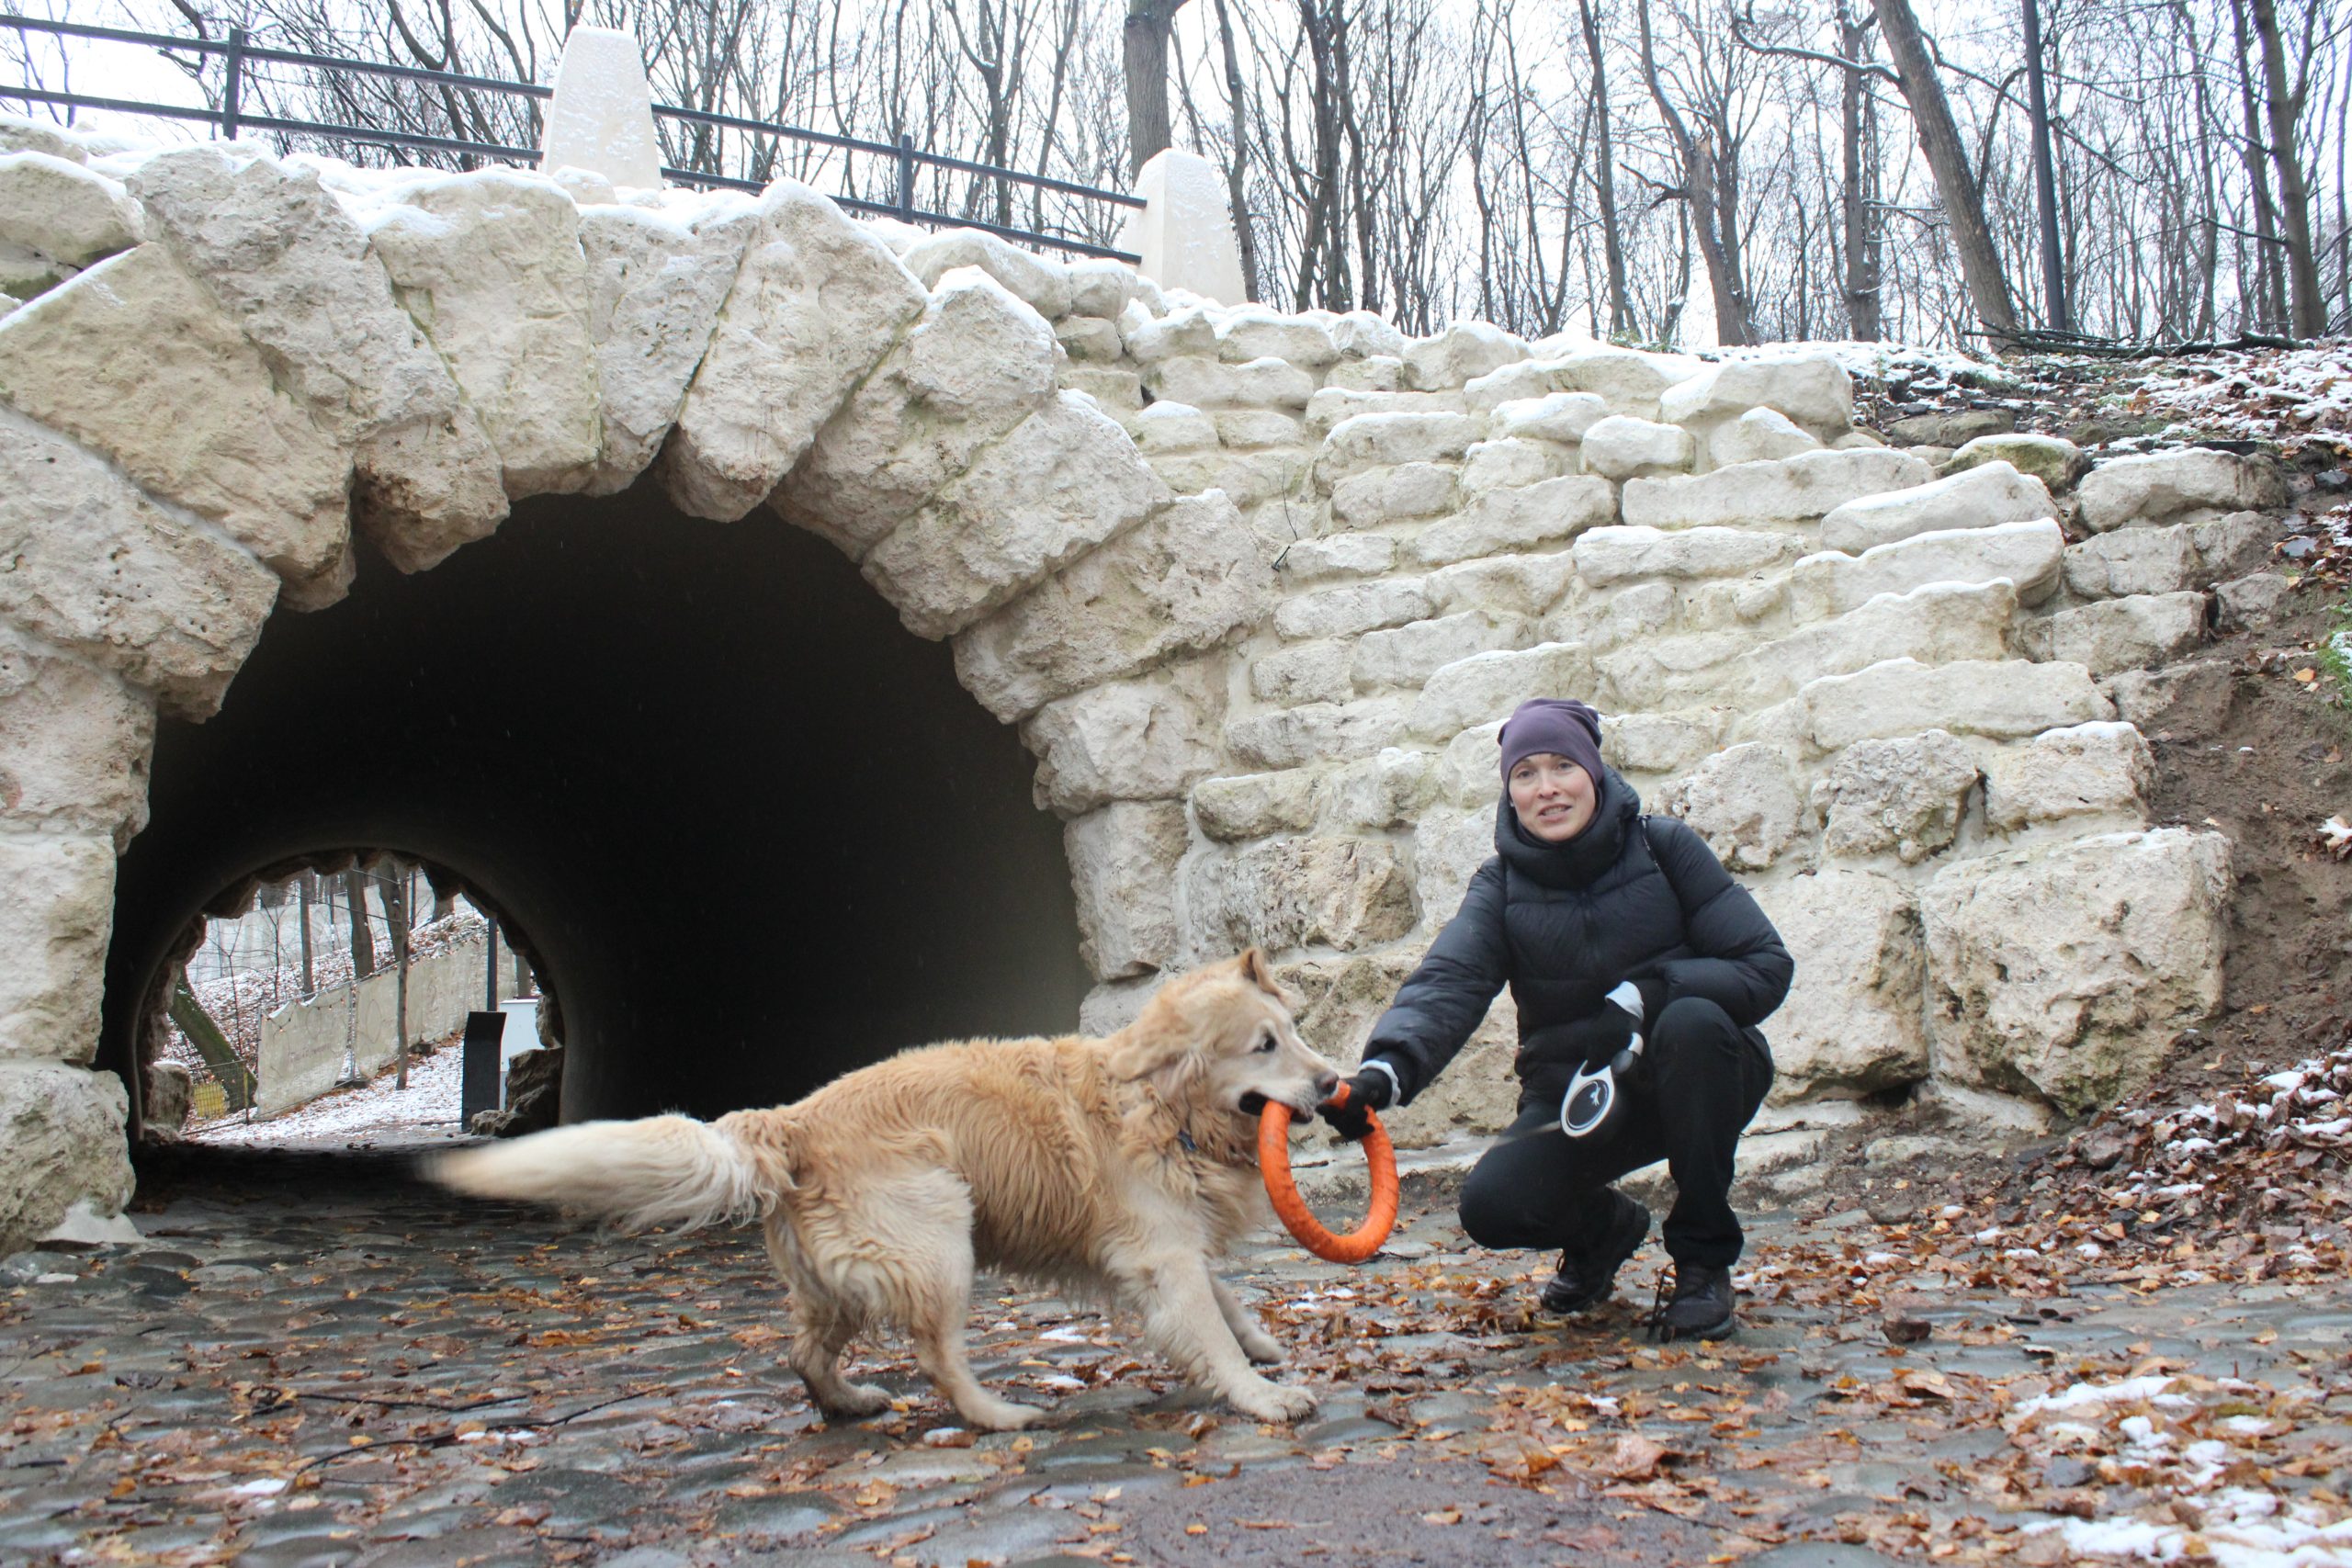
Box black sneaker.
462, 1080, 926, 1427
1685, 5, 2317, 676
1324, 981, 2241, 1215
1649, 1263, 1736, 1341
1538, 1196, 1649, 1314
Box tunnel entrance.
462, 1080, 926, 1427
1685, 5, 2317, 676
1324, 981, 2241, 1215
99, 483, 1091, 1128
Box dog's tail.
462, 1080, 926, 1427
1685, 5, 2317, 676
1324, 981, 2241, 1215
429, 1111, 796, 1234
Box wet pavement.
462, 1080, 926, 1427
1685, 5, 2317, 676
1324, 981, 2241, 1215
4, 1143, 2349, 1566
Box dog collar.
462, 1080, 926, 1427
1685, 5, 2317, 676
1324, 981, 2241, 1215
1177, 1127, 1198, 1154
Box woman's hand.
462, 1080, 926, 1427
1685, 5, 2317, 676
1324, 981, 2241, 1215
1318, 1066, 1396, 1142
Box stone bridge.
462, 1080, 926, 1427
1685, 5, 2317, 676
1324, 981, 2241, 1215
0, 111, 2278, 1252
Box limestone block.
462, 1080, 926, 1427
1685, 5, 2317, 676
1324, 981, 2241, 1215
1193, 771, 1320, 842
2191, 512, 2281, 582
1148, 355, 1316, 412
1659, 355, 1853, 436
1653, 742, 1807, 871
1274, 579, 1432, 641
1682, 580, 2016, 710
1216, 837, 1418, 953
1054, 314, 1122, 363
1603, 710, 1730, 776
1751, 870, 1928, 1100
1944, 432, 2084, 491
1437, 722, 1506, 806
2017, 592, 2208, 676
1225, 694, 1412, 772
1280, 534, 1396, 582
1413, 804, 1498, 933
1318, 411, 1484, 479
577, 202, 756, 493
1216, 307, 1338, 368
1122, 149, 1246, 305
1023, 663, 1225, 818
0, 152, 139, 267
1331, 310, 1409, 360
1468, 348, 1693, 419
1458, 438, 1557, 492
1799, 658, 2113, 753
1423, 553, 1579, 618
1251, 640, 1355, 707
1061, 366, 1143, 415
1353, 611, 1532, 693
0, 833, 113, 1064
1921, 827, 2230, 1115
1792, 518, 2064, 624
1145, 446, 1311, 509
0, 245, 353, 605
1063, 802, 1188, 981
1811, 728, 1979, 863
1489, 391, 1609, 445
2215, 571, 2293, 629
1981, 719, 2153, 833
1065, 257, 1136, 320
0, 417, 277, 717
664, 181, 927, 520
1622, 449, 1934, 531
1121, 302, 1216, 363
864, 392, 1170, 637
1709, 407, 1820, 468
2100, 658, 2231, 730
362, 171, 605, 498
776, 267, 1058, 555
1581, 414, 1695, 479
129, 146, 506, 570
0, 1060, 133, 1256
0, 623, 154, 846
2063, 524, 2199, 600
1326, 749, 1440, 829
1403, 321, 1527, 390
1132, 400, 1219, 455
1573, 525, 1798, 587
2077, 448, 2286, 531
1887, 410, 2009, 448
1215, 409, 1305, 451
952, 491, 1273, 721
1592, 629, 1746, 711
1324, 355, 1404, 392
1410, 475, 1616, 566
900, 227, 1073, 318
0, 115, 86, 164
1330, 462, 1456, 525
537, 25, 663, 188
1817, 461, 2056, 555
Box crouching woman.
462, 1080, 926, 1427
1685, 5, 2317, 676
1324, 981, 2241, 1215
1320, 698, 1792, 1340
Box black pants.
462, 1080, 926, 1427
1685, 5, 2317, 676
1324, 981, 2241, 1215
1457, 998, 1774, 1269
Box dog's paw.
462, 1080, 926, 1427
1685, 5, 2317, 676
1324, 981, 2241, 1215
1238, 1329, 1285, 1365
1228, 1380, 1317, 1424
962, 1397, 1045, 1432
823, 1382, 894, 1419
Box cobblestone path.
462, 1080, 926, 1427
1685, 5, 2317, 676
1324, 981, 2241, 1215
4, 1145, 2348, 1566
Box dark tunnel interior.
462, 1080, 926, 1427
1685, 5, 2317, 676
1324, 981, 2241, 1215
98, 481, 1092, 1125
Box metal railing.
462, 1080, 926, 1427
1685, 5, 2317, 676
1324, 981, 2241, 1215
0, 13, 1143, 262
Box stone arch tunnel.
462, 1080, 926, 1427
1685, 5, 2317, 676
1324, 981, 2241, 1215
97, 486, 1091, 1124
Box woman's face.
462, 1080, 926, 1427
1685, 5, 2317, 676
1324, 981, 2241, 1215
1508, 752, 1599, 842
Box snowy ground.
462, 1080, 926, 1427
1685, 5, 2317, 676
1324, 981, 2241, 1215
190, 1039, 469, 1150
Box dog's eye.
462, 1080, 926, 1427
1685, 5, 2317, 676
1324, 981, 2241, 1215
1253, 1032, 1277, 1054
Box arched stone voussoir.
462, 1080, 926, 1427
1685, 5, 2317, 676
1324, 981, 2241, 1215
360, 169, 603, 507
124, 144, 509, 579
0, 1057, 133, 1256
0, 619, 154, 850
0, 414, 277, 720
658, 179, 927, 522
0, 243, 356, 610
771, 265, 1058, 559
0, 831, 117, 1069
578, 198, 759, 497
861, 389, 1173, 640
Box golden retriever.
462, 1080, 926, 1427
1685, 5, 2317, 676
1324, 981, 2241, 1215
430, 951, 1340, 1429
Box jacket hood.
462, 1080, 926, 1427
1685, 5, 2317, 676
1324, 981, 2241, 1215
1494, 766, 1643, 890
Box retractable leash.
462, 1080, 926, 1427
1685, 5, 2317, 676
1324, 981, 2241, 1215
1559, 981, 1649, 1142
1259, 1081, 1400, 1265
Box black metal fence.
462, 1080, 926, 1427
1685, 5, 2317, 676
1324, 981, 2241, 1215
0, 13, 1142, 262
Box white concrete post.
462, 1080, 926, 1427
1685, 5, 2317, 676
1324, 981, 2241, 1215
1119, 149, 1248, 306
537, 26, 664, 192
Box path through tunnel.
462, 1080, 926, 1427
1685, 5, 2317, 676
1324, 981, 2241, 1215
99, 483, 1091, 1127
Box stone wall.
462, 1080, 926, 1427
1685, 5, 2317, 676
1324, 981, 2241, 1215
0, 114, 2272, 1247
254, 934, 494, 1115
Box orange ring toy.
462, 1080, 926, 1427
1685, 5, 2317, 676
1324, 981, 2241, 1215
1259, 1082, 1399, 1264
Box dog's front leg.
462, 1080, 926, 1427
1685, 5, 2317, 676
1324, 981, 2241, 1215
1210, 1276, 1284, 1365
1127, 1255, 1315, 1423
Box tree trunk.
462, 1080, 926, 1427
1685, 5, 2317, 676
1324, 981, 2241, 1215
297, 870, 315, 999
1580, 0, 1632, 340
1838, 2, 1882, 341
1210, 0, 1261, 299
1875, 0, 2018, 346
343, 869, 375, 980
1125, 0, 1188, 178
1636, 0, 1753, 346
2248, 0, 2327, 336
383, 868, 411, 1091
2231, 0, 2290, 332
2020, 0, 2069, 333
170, 973, 254, 1113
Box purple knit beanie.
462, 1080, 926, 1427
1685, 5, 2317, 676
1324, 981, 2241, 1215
1498, 697, 1605, 785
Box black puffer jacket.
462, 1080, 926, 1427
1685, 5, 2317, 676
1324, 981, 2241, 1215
1364, 768, 1792, 1109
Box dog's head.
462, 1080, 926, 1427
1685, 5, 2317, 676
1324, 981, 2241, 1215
1109, 950, 1340, 1122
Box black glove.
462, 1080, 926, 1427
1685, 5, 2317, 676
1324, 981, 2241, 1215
1318, 1064, 1396, 1143
1558, 1010, 1638, 1068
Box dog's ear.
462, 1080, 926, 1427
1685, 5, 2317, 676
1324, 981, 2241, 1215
1107, 1008, 1205, 1094
1234, 947, 1294, 1006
